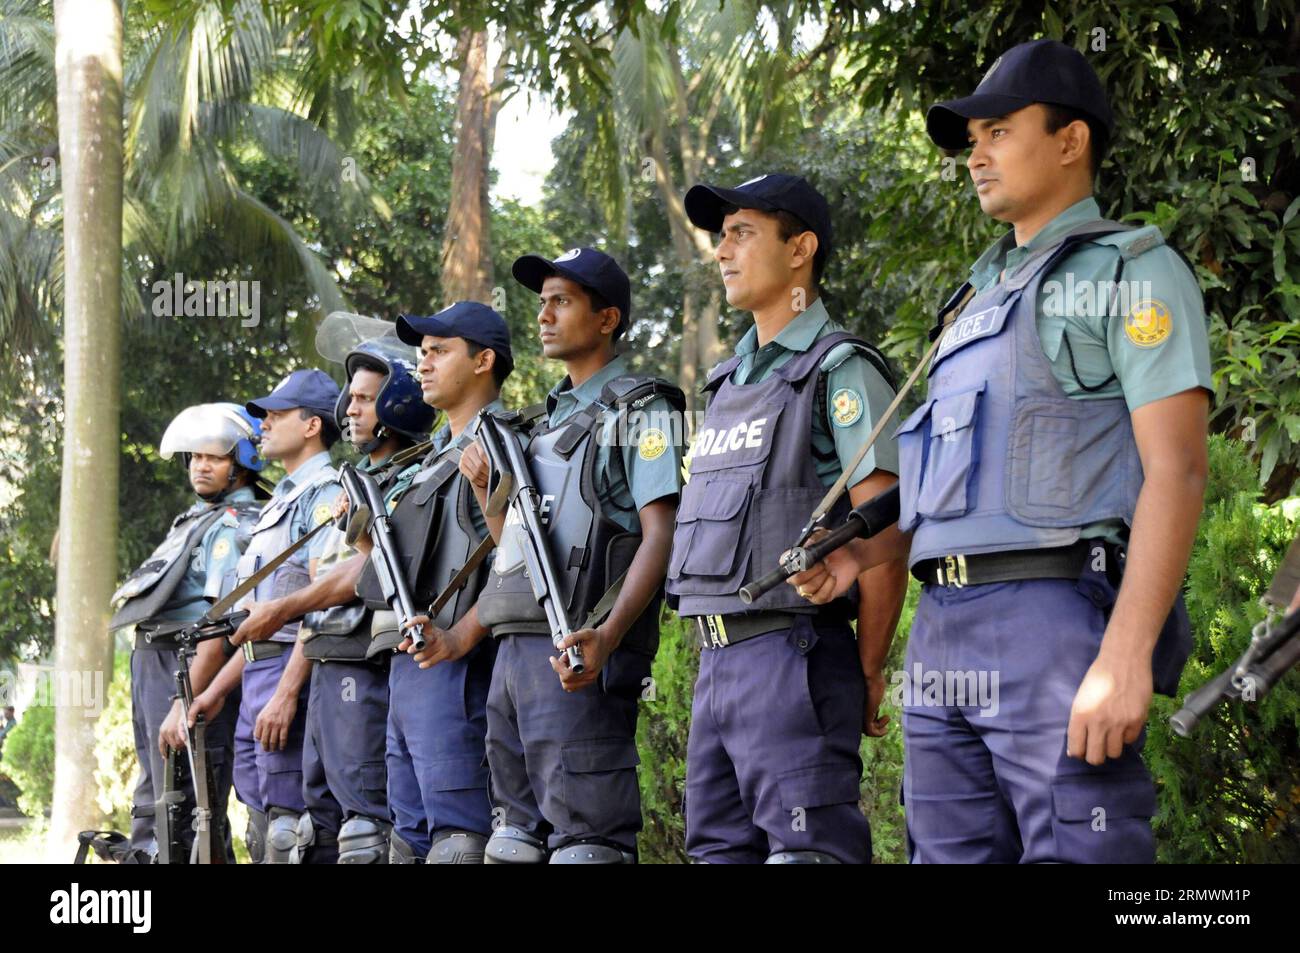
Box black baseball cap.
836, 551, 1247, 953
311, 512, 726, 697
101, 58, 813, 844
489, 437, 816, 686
246, 369, 341, 419
396, 301, 513, 373
684, 173, 832, 261
512, 247, 632, 329
926, 39, 1114, 151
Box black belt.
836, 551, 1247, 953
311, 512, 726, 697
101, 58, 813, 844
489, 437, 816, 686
243, 640, 291, 662
911, 540, 1097, 588
692, 611, 804, 650
133, 628, 178, 651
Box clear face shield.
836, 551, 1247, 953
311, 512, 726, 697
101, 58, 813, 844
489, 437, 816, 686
160, 403, 255, 461
314, 311, 403, 364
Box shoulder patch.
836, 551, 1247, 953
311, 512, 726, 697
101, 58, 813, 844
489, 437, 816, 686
219, 509, 240, 528
1123, 298, 1172, 348
638, 428, 668, 461
211, 538, 231, 561
312, 502, 334, 527
830, 388, 864, 427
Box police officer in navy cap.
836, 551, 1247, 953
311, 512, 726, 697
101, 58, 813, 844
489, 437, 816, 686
668, 173, 908, 863
112, 403, 265, 862
230, 338, 434, 862
411, 249, 686, 863
349, 301, 513, 864
183, 368, 345, 862
789, 38, 1211, 863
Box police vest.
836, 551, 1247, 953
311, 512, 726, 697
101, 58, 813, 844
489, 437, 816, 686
232, 465, 339, 643
899, 221, 1156, 566
356, 434, 488, 657
476, 376, 686, 656
110, 497, 261, 631
302, 459, 409, 664
667, 331, 884, 618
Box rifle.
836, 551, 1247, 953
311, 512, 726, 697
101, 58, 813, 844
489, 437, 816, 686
337, 462, 426, 651
142, 619, 234, 863
1170, 605, 1300, 737
739, 485, 901, 605
476, 409, 585, 673
1171, 533, 1300, 736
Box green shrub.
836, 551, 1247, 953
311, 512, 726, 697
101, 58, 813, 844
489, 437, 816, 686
1148, 435, 1300, 862
93, 651, 136, 833
636, 609, 697, 864
1, 701, 54, 818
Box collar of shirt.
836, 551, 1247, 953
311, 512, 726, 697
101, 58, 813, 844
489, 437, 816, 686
431, 397, 506, 457
968, 196, 1102, 289
221, 486, 256, 503
734, 297, 833, 360
276, 450, 333, 497
546, 356, 628, 424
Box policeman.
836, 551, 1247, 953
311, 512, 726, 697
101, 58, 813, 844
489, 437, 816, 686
185, 369, 344, 862
111, 402, 264, 862
789, 39, 1211, 862
411, 249, 685, 863
230, 339, 434, 863
356, 302, 513, 864
665, 174, 908, 863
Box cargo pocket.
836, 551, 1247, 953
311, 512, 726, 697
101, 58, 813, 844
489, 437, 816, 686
776, 764, 861, 813
1049, 772, 1155, 864
667, 477, 751, 585
559, 738, 640, 837
360, 760, 387, 799
916, 384, 984, 520
894, 399, 932, 531
427, 757, 489, 831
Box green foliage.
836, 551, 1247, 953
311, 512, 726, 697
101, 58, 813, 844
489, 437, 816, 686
635, 609, 697, 864
93, 652, 136, 833
1, 700, 53, 817
1147, 435, 1300, 862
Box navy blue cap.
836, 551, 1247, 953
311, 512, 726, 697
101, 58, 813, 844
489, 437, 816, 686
926, 39, 1114, 151
395, 301, 513, 371
684, 173, 833, 263
512, 247, 632, 329
246, 368, 341, 419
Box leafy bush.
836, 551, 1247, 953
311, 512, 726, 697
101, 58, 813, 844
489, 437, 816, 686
93, 651, 136, 833
1, 701, 53, 818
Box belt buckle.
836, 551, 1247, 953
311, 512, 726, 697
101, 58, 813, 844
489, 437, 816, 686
941, 554, 968, 588
702, 614, 729, 648
242, 641, 255, 663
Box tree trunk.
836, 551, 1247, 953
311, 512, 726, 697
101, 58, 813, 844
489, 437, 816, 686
49, 0, 123, 861
440, 28, 494, 306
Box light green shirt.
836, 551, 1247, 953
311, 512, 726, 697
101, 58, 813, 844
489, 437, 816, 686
545, 356, 684, 533
729, 297, 899, 487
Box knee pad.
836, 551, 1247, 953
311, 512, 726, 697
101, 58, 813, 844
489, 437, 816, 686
265, 809, 300, 864
483, 826, 547, 864
548, 840, 636, 864
245, 808, 268, 865
427, 831, 487, 865
388, 832, 421, 865
338, 816, 391, 865
764, 850, 841, 864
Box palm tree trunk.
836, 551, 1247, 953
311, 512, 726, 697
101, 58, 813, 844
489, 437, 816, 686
440, 27, 494, 305
48, 0, 123, 860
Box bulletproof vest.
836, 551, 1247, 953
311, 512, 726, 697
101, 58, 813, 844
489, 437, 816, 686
232, 465, 338, 643
110, 497, 260, 631
899, 221, 1155, 566
476, 376, 686, 656
667, 332, 872, 618
356, 432, 487, 656
302, 459, 408, 663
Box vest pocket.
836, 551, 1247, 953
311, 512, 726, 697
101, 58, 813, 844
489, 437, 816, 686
916, 384, 984, 520
667, 477, 751, 581
893, 399, 932, 531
